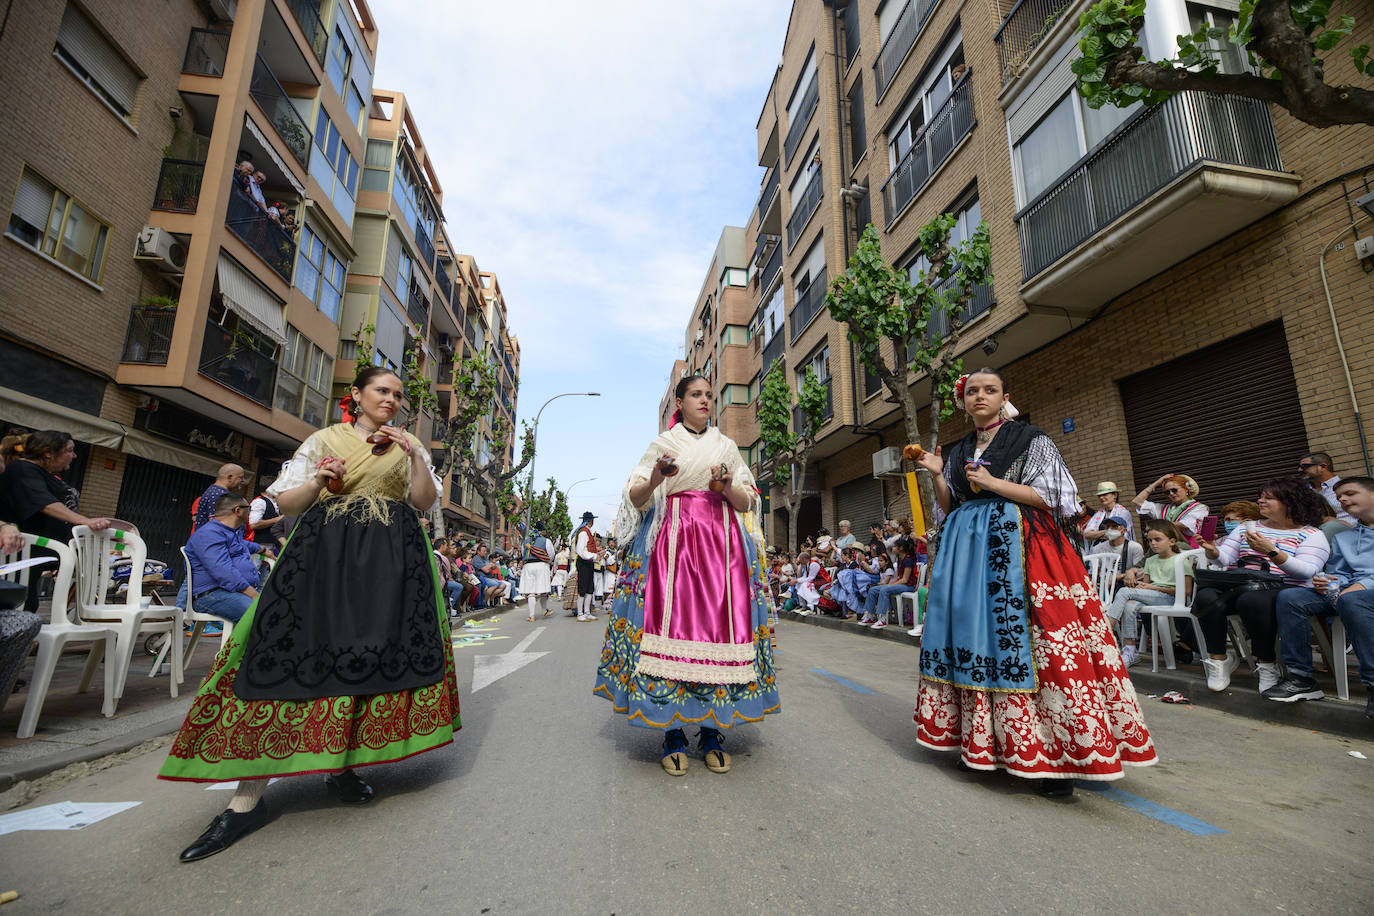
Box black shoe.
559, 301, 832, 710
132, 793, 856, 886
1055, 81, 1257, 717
954, 758, 973, 772
1262, 674, 1325, 703
1036, 779, 1074, 798
325, 769, 374, 805
1172, 642, 1194, 665
179, 803, 269, 862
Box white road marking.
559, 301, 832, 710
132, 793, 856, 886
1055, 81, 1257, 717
471, 627, 550, 692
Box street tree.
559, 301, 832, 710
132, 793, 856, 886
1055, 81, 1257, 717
516, 476, 573, 545
432, 353, 534, 550
824, 220, 991, 526
756, 361, 828, 554
398, 326, 439, 432
1072, 0, 1374, 127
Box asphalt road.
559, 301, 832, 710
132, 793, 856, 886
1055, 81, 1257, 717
1, 611, 1371, 915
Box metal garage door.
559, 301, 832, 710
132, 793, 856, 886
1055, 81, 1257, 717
115, 455, 213, 578
835, 474, 886, 530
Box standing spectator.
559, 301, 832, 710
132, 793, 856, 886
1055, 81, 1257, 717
1083, 481, 1135, 544
0, 431, 111, 611
193, 464, 246, 532
182, 494, 268, 625
247, 486, 283, 544
1102, 520, 1190, 666
1265, 475, 1374, 717
1300, 451, 1355, 525
1193, 477, 1330, 692
1132, 472, 1209, 539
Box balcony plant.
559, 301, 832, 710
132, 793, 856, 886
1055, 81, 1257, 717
139, 295, 179, 310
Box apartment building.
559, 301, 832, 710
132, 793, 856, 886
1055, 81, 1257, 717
744, 0, 1373, 545
1, 0, 379, 565
659, 228, 760, 459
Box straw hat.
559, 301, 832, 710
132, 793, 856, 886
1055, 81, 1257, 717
1096, 481, 1119, 496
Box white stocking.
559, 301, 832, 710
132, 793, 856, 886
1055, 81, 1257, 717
228, 779, 267, 813
527, 595, 539, 618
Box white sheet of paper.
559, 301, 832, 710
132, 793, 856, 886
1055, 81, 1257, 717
0, 557, 58, 576
205, 778, 280, 790
0, 800, 140, 836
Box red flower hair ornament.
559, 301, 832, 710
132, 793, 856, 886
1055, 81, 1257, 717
953, 374, 969, 401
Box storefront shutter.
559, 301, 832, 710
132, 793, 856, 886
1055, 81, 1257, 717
835, 475, 886, 531
1118, 321, 1309, 511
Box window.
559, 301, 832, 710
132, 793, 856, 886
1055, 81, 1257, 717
1187, 3, 1249, 75
310, 109, 359, 222
326, 26, 351, 96
887, 36, 964, 169
722, 324, 749, 346
346, 85, 366, 130
275, 325, 333, 425
720, 267, 747, 287
905, 193, 981, 282
294, 226, 346, 321
722, 384, 751, 405
7, 166, 110, 283
798, 345, 830, 385
848, 76, 867, 165
54, 4, 139, 121
1014, 88, 1142, 205
362, 139, 392, 192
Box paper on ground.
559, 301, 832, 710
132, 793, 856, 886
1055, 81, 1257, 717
0, 800, 139, 835
205, 778, 281, 790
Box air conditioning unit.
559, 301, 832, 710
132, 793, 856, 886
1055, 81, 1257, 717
134, 227, 187, 273
872, 446, 903, 478
694, 329, 705, 346
437, 333, 454, 351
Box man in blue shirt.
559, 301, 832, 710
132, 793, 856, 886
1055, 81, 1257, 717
192, 464, 245, 532
184, 493, 268, 624
1266, 475, 1374, 718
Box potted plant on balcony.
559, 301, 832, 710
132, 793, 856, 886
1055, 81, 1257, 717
139, 295, 179, 311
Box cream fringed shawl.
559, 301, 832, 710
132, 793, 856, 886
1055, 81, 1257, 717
269, 424, 443, 522
612, 425, 764, 558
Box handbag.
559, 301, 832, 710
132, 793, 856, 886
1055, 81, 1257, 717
1190, 554, 1285, 617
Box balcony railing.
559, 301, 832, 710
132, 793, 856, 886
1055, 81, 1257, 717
152, 158, 205, 212
787, 170, 824, 251
757, 237, 783, 295
407, 281, 430, 328
882, 76, 974, 228
414, 221, 436, 272
874, 0, 939, 97
225, 180, 296, 282
994, 0, 1074, 84
183, 28, 230, 77
250, 54, 311, 165
783, 72, 820, 166
792, 386, 834, 433
198, 320, 278, 405
120, 306, 177, 365
436, 266, 453, 304
285, 0, 328, 66
761, 330, 786, 380
905, 280, 995, 360
756, 163, 780, 226
1016, 91, 1284, 280
788, 269, 828, 344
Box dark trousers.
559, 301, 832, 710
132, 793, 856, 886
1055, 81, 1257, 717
1276, 586, 1374, 688
1189, 587, 1280, 662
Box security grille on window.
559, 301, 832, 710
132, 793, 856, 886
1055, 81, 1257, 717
7, 166, 110, 283
55, 3, 139, 119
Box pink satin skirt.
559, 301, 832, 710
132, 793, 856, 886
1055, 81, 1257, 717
637, 490, 757, 684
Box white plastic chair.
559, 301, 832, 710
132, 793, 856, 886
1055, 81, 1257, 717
1143, 549, 1208, 671
70, 526, 183, 699
1085, 553, 1121, 609
1310, 615, 1350, 701
4, 534, 119, 739
906, 562, 931, 637
175, 546, 235, 669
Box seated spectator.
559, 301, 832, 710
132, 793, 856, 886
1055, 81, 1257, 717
831, 547, 877, 619
1086, 515, 1144, 582
1102, 520, 1190, 666
1192, 476, 1330, 693
1265, 475, 1374, 718
1219, 500, 1261, 537
813, 528, 835, 568
1132, 472, 1209, 540
1300, 451, 1355, 525
0, 519, 43, 700
860, 538, 916, 629
792, 550, 823, 612
1083, 481, 1135, 544
1316, 503, 1352, 543
834, 520, 857, 552
183, 494, 268, 625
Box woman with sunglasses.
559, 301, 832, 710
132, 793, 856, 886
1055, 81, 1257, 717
1132, 472, 1209, 540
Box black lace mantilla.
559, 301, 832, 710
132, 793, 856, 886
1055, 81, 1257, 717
235, 500, 446, 700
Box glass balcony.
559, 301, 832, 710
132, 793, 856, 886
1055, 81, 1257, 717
756, 236, 782, 295
783, 73, 819, 166
224, 180, 296, 282
414, 221, 436, 272
285, 0, 328, 66
151, 159, 205, 213
788, 269, 828, 344
120, 305, 177, 365
787, 170, 824, 251
995, 0, 1075, 84
881, 76, 974, 228
183, 29, 230, 77
436, 266, 453, 304
198, 320, 278, 405
249, 53, 312, 165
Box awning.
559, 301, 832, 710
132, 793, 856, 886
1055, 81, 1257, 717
217, 255, 286, 345
243, 113, 306, 196
0, 386, 224, 477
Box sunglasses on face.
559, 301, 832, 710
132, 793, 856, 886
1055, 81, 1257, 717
1298, 463, 1317, 470
1164, 488, 1183, 495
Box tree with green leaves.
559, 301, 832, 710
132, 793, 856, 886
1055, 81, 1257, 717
756, 361, 829, 553
516, 476, 573, 545
432, 353, 535, 550
399, 325, 439, 432
825, 220, 992, 524
1072, 0, 1374, 127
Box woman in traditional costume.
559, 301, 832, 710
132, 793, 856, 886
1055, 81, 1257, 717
912, 369, 1155, 796
594, 374, 778, 775
161, 367, 461, 860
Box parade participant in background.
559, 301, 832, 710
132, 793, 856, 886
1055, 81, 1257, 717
519, 523, 554, 620
551, 543, 570, 598
911, 369, 1156, 795
160, 367, 460, 862
592, 535, 607, 606
597, 538, 618, 607
246, 486, 283, 544
594, 374, 779, 776
573, 511, 598, 621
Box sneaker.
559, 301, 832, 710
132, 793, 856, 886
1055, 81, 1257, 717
870, 620, 887, 630
1120, 644, 1139, 667
857, 615, 874, 626
1262, 673, 1324, 703
1202, 653, 1239, 692
1255, 661, 1282, 693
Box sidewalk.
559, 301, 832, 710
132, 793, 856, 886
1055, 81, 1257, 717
0, 603, 515, 792
778, 609, 1373, 741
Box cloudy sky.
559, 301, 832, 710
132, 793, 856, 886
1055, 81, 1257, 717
370, 0, 792, 534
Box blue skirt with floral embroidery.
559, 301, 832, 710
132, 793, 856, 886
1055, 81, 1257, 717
592, 506, 781, 730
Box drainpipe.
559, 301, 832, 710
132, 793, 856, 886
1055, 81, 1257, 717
1318, 214, 1373, 474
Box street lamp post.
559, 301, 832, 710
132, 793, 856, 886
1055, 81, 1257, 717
521, 392, 600, 538
565, 477, 596, 500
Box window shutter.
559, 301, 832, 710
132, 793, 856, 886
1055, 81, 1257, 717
383, 228, 402, 291
12, 168, 55, 229
374, 294, 406, 363
57, 5, 138, 114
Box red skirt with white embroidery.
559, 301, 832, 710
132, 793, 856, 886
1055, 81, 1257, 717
914, 525, 1158, 780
